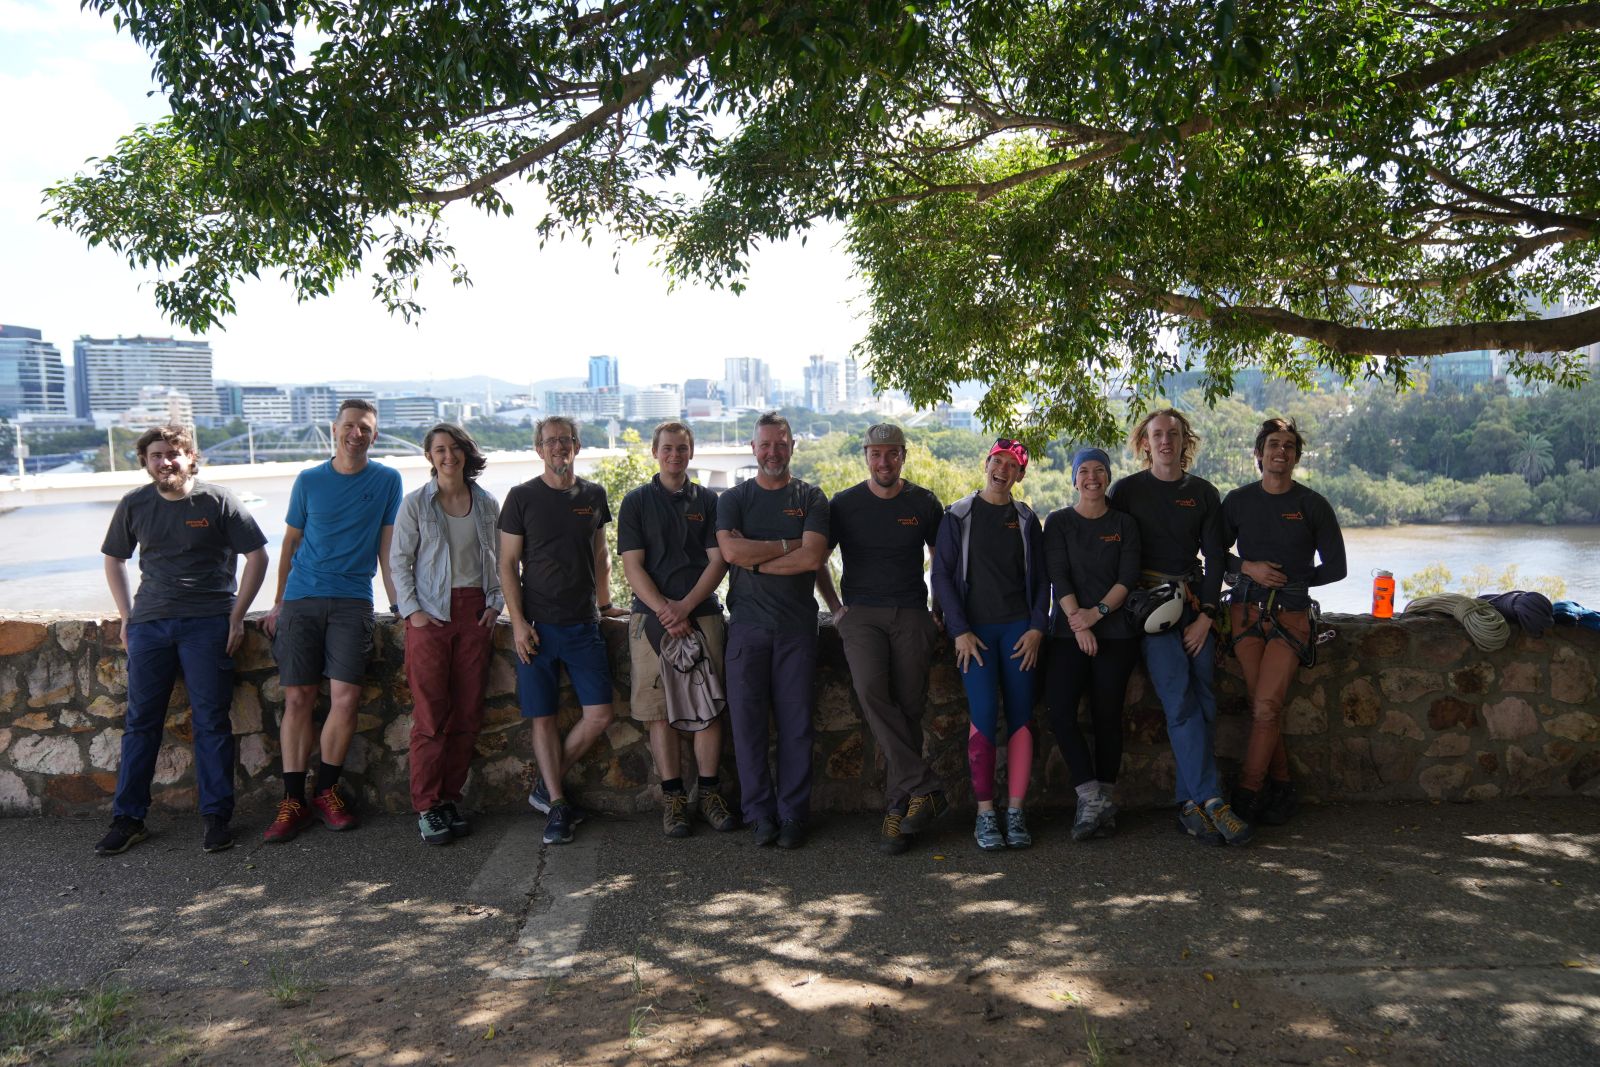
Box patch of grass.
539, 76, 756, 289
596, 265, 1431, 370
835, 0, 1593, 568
266, 959, 328, 1007
291, 1035, 324, 1067
626, 1004, 657, 1050
1, 987, 177, 1067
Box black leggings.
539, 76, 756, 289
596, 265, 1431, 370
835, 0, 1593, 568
1045, 634, 1140, 788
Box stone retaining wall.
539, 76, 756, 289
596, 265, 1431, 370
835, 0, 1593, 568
1, 613, 1597, 817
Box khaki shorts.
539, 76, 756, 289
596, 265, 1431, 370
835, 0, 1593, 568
628, 612, 727, 722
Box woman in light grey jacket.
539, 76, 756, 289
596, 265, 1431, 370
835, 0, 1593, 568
391, 423, 503, 845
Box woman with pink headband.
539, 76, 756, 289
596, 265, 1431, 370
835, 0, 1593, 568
930, 438, 1050, 850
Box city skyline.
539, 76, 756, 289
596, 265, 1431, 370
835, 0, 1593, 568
0, 1, 869, 400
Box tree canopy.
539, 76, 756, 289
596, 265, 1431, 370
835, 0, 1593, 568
48, 1, 1600, 439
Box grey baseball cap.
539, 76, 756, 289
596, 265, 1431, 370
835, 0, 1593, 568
863, 423, 906, 448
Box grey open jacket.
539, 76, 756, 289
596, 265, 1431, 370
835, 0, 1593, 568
930, 492, 1050, 639
390, 479, 504, 621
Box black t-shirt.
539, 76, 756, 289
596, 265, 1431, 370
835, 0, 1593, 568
965, 496, 1028, 626
616, 475, 721, 617
498, 476, 612, 625
101, 482, 267, 624
1221, 481, 1348, 593
717, 477, 829, 634
1106, 469, 1226, 606
1043, 507, 1142, 639
829, 480, 943, 608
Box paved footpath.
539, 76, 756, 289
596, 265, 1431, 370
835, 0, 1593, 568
3, 799, 1598, 1065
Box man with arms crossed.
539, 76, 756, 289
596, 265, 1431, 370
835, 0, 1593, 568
97, 424, 269, 854
262, 398, 403, 842
617, 421, 737, 837
499, 416, 622, 846
1108, 409, 1252, 846
716, 412, 829, 850
816, 424, 947, 855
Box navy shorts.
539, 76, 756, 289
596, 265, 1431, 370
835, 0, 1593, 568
516, 621, 614, 717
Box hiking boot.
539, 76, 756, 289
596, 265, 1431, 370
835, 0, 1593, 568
662, 792, 692, 839
543, 801, 577, 845
1231, 786, 1262, 823
1177, 802, 1224, 846
1070, 795, 1104, 842
440, 801, 471, 838
312, 786, 359, 832
776, 819, 808, 850
751, 816, 780, 847
1204, 798, 1255, 846
1260, 780, 1298, 826
879, 808, 911, 856
95, 816, 147, 856
901, 790, 949, 834
418, 807, 453, 846
1004, 808, 1032, 849
697, 790, 738, 832
201, 815, 234, 853
974, 809, 1006, 851
262, 797, 314, 843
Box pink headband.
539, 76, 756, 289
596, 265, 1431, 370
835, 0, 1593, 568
987, 438, 1029, 471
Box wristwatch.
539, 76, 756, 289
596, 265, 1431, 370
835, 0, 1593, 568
1096, 601, 1110, 616
388, 603, 400, 616
751, 562, 762, 575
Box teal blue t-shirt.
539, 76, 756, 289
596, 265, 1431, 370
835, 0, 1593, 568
284, 459, 404, 601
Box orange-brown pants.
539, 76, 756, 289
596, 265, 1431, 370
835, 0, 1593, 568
1229, 602, 1310, 793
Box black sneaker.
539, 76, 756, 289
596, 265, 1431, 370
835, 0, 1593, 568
202, 815, 234, 853
1260, 780, 1298, 826
1231, 786, 1262, 823
901, 790, 949, 834
440, 802, 472, 838
751, 816, 780, 847
95, 816, 147, 856
776, 819, 807, 850
418, 807, 453, 846
879, 808, 911, 856
543, 801, 577, 845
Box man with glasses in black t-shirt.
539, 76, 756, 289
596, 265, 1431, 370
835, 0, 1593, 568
817, 423, 947, 854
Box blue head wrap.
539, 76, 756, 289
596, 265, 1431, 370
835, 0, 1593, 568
1071, 447, 1113, 480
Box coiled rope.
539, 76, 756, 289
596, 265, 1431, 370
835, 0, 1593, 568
1404, 594, 1511, 652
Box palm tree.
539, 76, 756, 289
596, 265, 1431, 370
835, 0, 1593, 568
1512, 433, 1555, 486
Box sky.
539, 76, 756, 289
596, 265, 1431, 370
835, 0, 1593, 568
0, 0, 869, 393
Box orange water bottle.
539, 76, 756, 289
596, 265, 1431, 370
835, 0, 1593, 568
1372, 569, 1395, 618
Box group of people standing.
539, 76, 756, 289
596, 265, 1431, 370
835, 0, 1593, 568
92, 399, 1345, 859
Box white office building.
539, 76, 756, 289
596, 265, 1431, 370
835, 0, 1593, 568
0, 325, 69, 417
74, 335, 219, 419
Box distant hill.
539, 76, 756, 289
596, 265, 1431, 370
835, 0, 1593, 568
321, 375, 584, 398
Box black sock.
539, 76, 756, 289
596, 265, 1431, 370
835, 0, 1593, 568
284, 772, 307, 804
661, 777, 686, 796
698, 775, 720, 792
316, 761, 343, 794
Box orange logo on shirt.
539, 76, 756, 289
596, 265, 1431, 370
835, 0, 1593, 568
897, 517, 920, 526
1100, 533, 1121, 543
185, 518, 210, 528
685, 512, 704, 522
783, 508, 805, 518
1282, 511, 1303, 521
572, 507, 593, 516
1174, 498, 1196, 508
1005, 520, 1019, 529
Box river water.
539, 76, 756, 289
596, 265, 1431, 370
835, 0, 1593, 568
3, 465, 1598, 616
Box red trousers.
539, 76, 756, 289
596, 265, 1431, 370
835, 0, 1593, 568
405, 588, 493, 811
1230, 602, 1310, 793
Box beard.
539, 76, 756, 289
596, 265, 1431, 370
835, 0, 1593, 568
871, 470, 898, 488
761, 459, 788, 478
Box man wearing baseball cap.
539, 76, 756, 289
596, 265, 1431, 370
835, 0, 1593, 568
816, 424, 947, 854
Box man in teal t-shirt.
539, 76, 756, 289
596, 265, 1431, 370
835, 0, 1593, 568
262, 398, 403, 843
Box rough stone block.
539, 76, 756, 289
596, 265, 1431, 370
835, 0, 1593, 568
165, 708, 193, 744
1418, 634, 1470, 666
1339, 679, 1381, 727
1284, 696, 1326, 736
1545, 741, 1576, 765
0, 728, 9, 756
1568, 751, 1600, 792
1371, 740, 1418, 785
383, 714, 413, 753
1428, 697, 1477, 730
0, 621, 49, 657
233, 628, 275, 671
0, 769, 41, 813
11, 712, 53, 731
827, 731, 865, 780
1464, 784, 1501, 801
1550, 645, 1597, 704
1359, 626, 1409, 660
25, 654, 76, 708
1449, 662, 1495, 695
1478, 751, 1499, 774
96, 656, 127, 696
1424, 734, 1470, 758
1500, 660, 1542, 693
1546, 712, 1600, 743
9, 735, 84, 775
231, 684, 262, 735
1332, 738, 1377, 793
54, 620, 86, 654
606, 721, 642, 750
1505, 745, 1555, 794
1483, 697, 1538, 740
1380, 668, 1444, 703
89, 729, 123, 771
85, 695, 121, 720
1380, 710, 1425, 741
153, 744, 192, 785
1418, 764, 1469, 799
814, 683, 859, 732
238, 733, 272, 775
43, 772, 115, 807
487, 655, 516, 698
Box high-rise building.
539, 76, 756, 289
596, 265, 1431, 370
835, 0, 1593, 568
379, 395, 442, 425
723, 357, 770, 409
0, 325, 69, 417
73, 335, 218, 419
119, 386, 196, 431
803, 354, 841, 412
683, 378, 718, 401
628, 385, 682, 421
588, 355, 620, 390
545, 389, 625, 421
843, 356, 862, 409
